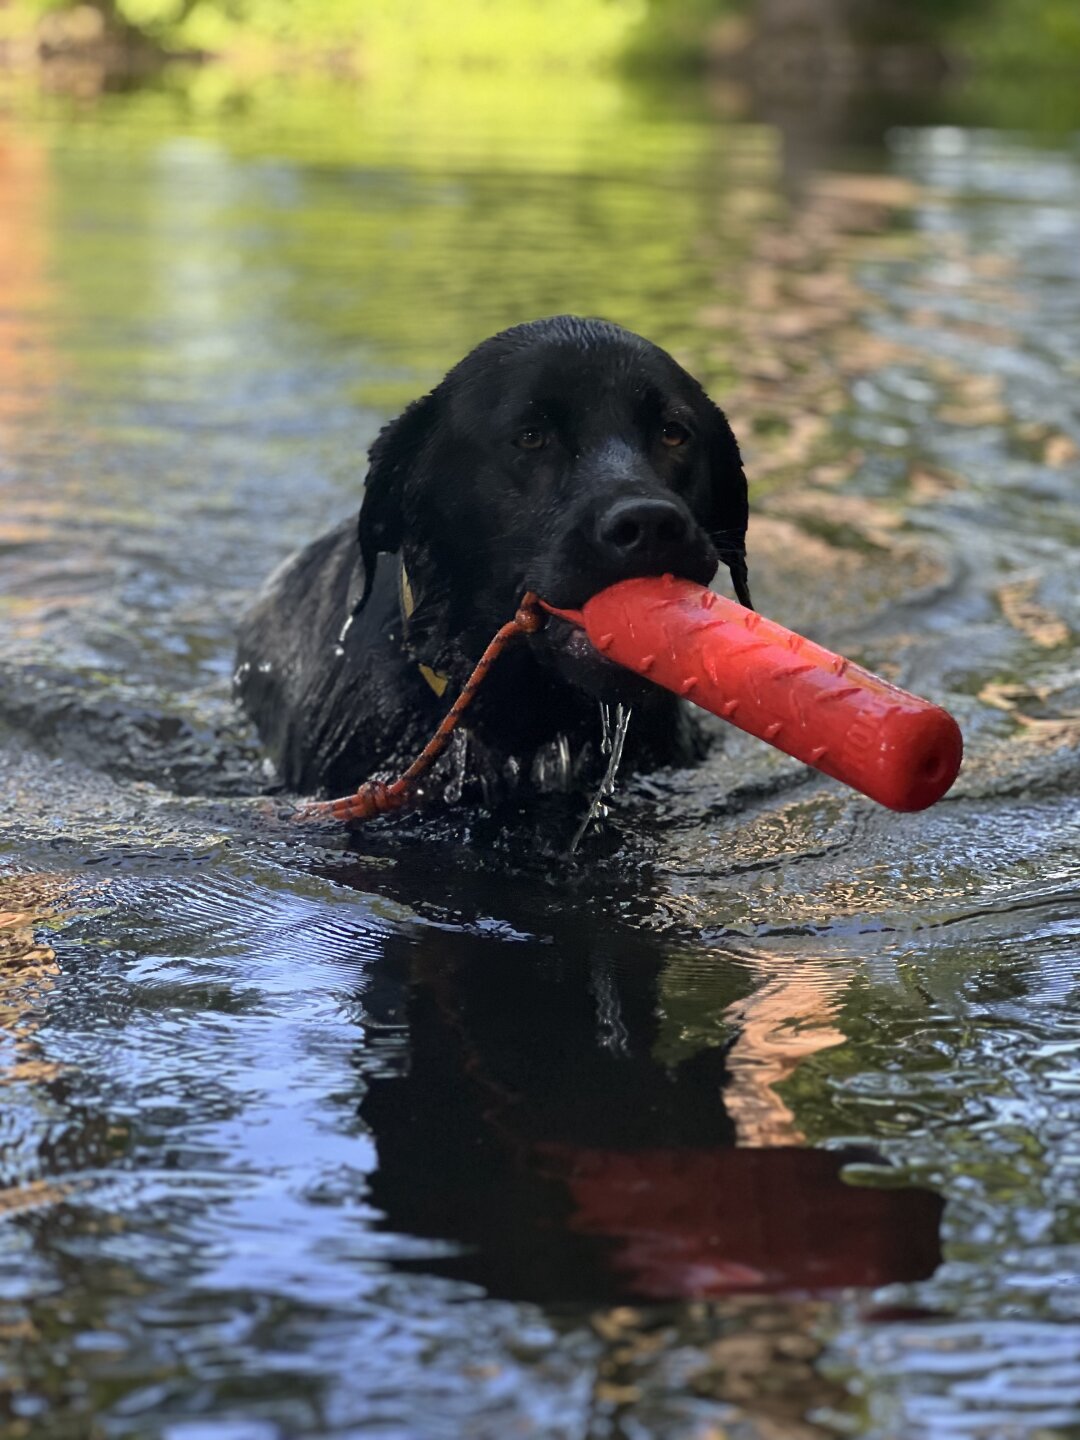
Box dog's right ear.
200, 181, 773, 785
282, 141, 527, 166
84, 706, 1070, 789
355, 392, 437, 611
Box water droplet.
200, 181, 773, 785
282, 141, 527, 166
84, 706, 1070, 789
570, 704, 633, 854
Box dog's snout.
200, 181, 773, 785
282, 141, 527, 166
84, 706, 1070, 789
597, 497, 690, 564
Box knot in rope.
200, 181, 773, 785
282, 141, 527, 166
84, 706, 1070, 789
514, 592, 544, 634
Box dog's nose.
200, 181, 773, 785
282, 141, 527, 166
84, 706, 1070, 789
597, 497, 690, 566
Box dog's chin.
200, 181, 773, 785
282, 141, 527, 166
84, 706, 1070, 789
538, 615, 661, 707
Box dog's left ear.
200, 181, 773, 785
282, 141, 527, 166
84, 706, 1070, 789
705, 402, 753, 610
355, 391, 438, 611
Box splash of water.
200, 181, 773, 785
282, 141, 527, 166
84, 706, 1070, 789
600, 701, 613, 757
569, 702, 632, 854
442, 728, 469, 805
532, 732, 573, 792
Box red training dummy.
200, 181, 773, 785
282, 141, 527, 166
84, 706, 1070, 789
544, 576, 962, 813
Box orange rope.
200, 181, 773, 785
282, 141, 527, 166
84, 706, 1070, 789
298, 592, 545, 824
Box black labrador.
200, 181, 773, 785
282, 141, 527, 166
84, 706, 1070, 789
235, 316, 751, 805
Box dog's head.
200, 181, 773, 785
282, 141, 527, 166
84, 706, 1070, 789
356, 316, 750, 699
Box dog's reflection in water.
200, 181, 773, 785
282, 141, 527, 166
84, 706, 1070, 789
357, 918, 941, 1304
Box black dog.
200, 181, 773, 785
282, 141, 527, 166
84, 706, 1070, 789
235, 316, 751, 803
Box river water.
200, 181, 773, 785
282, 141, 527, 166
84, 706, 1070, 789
1, 72, 1079, 1439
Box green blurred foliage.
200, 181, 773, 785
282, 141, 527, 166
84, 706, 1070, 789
630, 0, 1080, 69
8, 0, 1080, 76
949, 0, 1080, 71
12, 0, 648, 65
622, 0, 737, 70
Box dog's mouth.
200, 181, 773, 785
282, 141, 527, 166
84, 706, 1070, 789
526, 539, 723, 703
533, 601, 661, 706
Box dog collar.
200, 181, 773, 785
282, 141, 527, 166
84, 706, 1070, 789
399, 561, 450, 698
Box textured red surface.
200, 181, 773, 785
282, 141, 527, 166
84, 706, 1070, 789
548, 576, 963, 812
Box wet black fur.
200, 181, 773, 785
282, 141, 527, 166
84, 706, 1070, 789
235, 316, 750, 801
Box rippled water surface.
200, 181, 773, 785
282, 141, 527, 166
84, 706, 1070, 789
2, 74, 1079, 1439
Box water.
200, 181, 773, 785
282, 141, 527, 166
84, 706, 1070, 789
1, 72, 1079, 1438
569, 703, 632, 853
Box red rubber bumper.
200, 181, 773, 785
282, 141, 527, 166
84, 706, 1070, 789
545, 576, 963, 812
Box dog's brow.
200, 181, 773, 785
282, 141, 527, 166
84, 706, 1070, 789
519, 393, 566, 417
515, 398, 551, 420
637, 381, 688, 415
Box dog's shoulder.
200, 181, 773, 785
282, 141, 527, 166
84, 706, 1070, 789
235, 519, 435, 794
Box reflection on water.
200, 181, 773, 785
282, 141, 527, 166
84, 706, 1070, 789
0, 66, 1079, 1440
352, 903, 941, 1302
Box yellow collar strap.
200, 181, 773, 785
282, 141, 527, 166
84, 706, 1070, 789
399, 562, 450, 697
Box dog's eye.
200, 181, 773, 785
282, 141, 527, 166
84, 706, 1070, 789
515, 428, 547, 451
661, 421, 691, 448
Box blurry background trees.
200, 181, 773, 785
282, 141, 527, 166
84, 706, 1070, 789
628, 0, 1080, 74
3, 0, 1080, 82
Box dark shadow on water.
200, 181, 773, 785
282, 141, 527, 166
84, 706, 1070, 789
329, 853, 944, 1305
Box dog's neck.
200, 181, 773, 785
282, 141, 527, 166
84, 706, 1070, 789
389, 551, 704, 780
399, 559, 451, 698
